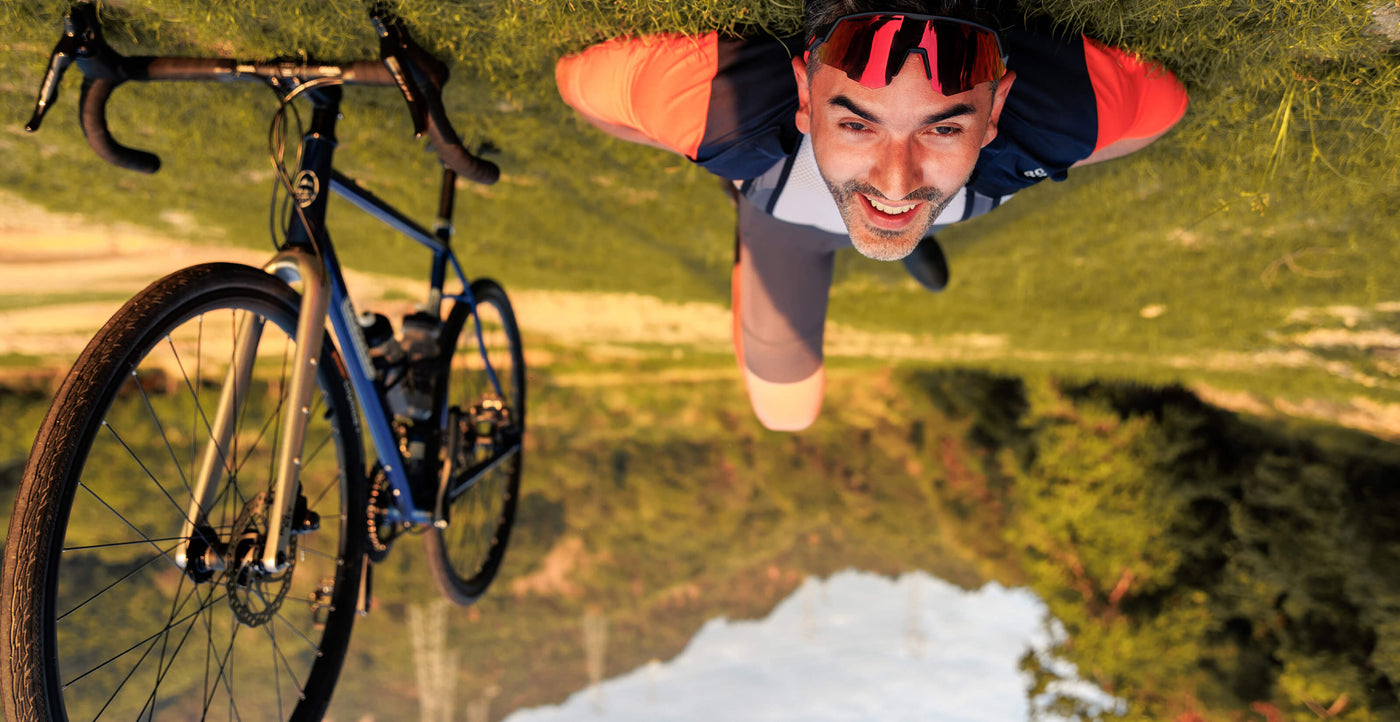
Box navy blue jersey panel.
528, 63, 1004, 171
695, 35, 804, 181
967, 27, 1098, 197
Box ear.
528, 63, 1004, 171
792, 56, 812, 135
981, 69, 1017, 147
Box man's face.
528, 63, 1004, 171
794, 54, 1015, 261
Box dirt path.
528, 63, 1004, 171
3, 191, 1399, 439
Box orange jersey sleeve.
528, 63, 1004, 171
1082, 37, 1189, 153
555, 33, 721, 159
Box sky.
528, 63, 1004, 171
504, 569, 1118, 722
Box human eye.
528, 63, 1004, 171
928, 125, 963, 137
839, 120, 870, 132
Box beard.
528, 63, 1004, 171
824, 179, 954, 261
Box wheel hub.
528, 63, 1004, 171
224, 492, 295, 627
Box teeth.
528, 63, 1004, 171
867, 197, 917, 215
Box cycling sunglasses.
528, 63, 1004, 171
805, 13, 1008, 96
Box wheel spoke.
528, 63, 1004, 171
166, 329, 237, 482
262, 617, 308, 709
131, 368, 195, 502
99, 411, 225, 555
198, 612, 247, 722
90, 610, 179, 722
294, 545, 339, 562
77, 478, 185, 575
63, 586, 224, 690
57, 540, 180, 622
16, 268, 363, 721
143, 575, 212, 720
194, 583, 249, 722
64, 534, 227, 552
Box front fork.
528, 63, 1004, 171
175, 247, 329, 575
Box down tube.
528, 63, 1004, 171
324, 279, 428, 525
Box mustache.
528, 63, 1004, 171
836, 181, 944, 205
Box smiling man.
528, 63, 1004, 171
556, 0, 1188, 430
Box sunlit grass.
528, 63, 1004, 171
0, 0, 1396, 411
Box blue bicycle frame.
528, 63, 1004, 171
178, 82, 503, 574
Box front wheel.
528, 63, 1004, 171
424, 278, 525, 606
1, 263, 366, 722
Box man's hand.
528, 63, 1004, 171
573, 112, 677, 153
1071, 126, 1174, 167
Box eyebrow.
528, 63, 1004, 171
828, 95, 979, 126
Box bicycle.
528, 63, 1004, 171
1, 5, 525, 721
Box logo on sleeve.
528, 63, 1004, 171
1021, 168, 1048, 179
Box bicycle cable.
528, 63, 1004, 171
266, 82, 307, 251
265, 76, 346, 261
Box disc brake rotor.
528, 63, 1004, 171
224, 492, 296, 627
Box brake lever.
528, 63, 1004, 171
26, 7, 87, 132
371, 10, 428, 138
28, 3, 131, 134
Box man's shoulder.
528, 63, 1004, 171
693, 33, 805, 180
555, 31, 804, 180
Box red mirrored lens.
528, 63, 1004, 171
813, 15, 1005, 95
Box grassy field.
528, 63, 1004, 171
0, 0, 1397, 419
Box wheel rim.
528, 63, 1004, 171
46, 296, 357, 721
438, 290, 523, 591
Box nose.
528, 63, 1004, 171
869, 138, 923, 200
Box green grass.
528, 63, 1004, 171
0, 291, 133, 312
0, 0, 1396, 414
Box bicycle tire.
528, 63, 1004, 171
1, 263, 366, 722
423, 278, 525, 606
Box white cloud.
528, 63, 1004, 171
505, 570, 1116, 722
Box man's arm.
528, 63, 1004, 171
1072, 126, 1173, 167
1076, 38, 1189, 166
555, 33, 721, 159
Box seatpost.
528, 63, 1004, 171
426, 166, 458, 316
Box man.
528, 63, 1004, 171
556, 0, 1188, 430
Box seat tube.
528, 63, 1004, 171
427, 166, 458, 317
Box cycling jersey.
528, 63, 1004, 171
557, 28, 1187, 212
